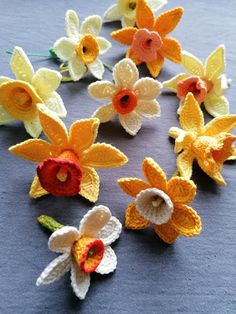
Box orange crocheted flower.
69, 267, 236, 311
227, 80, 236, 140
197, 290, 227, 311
118, 158, 202, 244
9, 104, 128, 202
111, 0, 183, 77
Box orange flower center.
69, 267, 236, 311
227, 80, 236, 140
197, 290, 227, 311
72, 236, 105, 273
75, 35, 99, 64
113, 88, 137, 115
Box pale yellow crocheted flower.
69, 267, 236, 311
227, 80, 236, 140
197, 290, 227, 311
88, 58, 161, 136
163, 45, 230, 117
54, 10, 111, 81
169, 93, 236, 185
0, 47, 66, 137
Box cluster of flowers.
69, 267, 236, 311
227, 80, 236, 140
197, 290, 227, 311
0, 0, 235, 300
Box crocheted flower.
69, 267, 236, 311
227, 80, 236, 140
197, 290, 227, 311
36, 206, 122, 300
104, 0, 167, 28
0, 47, 66, 137
163, 45, 230, 117
111, 0, 183, 77
54, 10, 112, 81
89, 58, 161, 136
9, 104, 128, 202
118, 158, 201, 244
169, 93, 236, 185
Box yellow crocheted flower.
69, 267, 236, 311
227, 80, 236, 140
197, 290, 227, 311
9, 104, 128, 202
118, 157, 201, 244
163, 45, 230, 117
104, 0, 167, 28
54, 10, 112, 81
169, 93, 236, 185
111, 0, 183, 77
0, 47, 66, 137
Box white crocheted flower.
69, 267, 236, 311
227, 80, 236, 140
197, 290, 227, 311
36, 206, 122, 300
54, 10, 112, 81
0, 47, 66, 138
88, 58, 162, 136
104, 0, 167, 28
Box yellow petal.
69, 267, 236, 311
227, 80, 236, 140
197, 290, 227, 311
79, 167, 100, 203
176, 150, 194, 179
126, 48, 142, 65
125, 202, 150, 230
29, 175, 49, 199
117, 178, 151, 197
32, 68, 62, 98
204, 94, 229, 118
10, 47, 34, 83
168, 127, 184, 139
146, 53, 164, 78
203, 115, 236, 136
82, 143, 128, 168
163, 73, 189, 93
179, 93, 204, 133
167, 177, 196, 204
136, 0, 155, 30
111, 27, 137, 45
205, 45, 225, 80
212, 133, 236, 164
181, 51, 204, 76
154, 222, 179, 244
154, 7, 184, 37
142, 157, 167, 191
160, 37, 181, 64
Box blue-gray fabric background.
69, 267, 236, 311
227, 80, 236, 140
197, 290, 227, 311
0, 1, 235, 313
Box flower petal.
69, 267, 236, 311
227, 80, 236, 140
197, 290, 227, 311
80, 15, 102, 36
29, 174, 49, 198
167, 177, 196, 204
126, 48, 142, 65
79, 167, 100, 202
204, 115, 236, 136
176, 150, 194, 179
33, 68, 62, 98
95, 246, 117, 274
68, 56, 87, 81
87, 59, 104, 80
170, 204, 202, 237
160, 37, 181, 64
168, 126, 184, 139
82, 143, 128, 168
36, 253, 71, 286
43, 92, 67, 118
205, 45, 225, 80
134, 78, 162, 100
146, 54, 164, 78
92, 103, 117, 123
71, 261, 90, 300
136, 100, 160, 118
117, 178, 151, 197
119, 111, 142, 136
113, 58, 139, 89
154, 7, 184, 37
121, 16, 136, 28
97, 216, 122, 246
24, 117, 42, 138
66, 10, 80, 40
147, 0, 167, 11
79, 205, 111, 237
154, 222, 179, 244
179, 93, 204, 133
97, 37, 112, 55
163, 73, 189, 92
104, 4, 122, 21
88, 81, 118, 100
0, 76, 13, 85
111, 27, 137, 45
181, 51, 204, 76
53, 37, 76, 61
136, 0, 155, 29
204, 94, 229, 117
125, 202, 151, 229
0, 106, 14, 125
142, 157, 167, 191
10, 46, 34, 83
48, 226, 80, 253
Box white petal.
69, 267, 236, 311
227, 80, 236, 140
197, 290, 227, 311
48, 226, 80, 253
92, 103, 116, 123
134, 78, 162, 100
181, 50, 204, 76
119, 111, 142, 136
79, 205, 111, 238
95, 246, 117, 274
162, 73, 189, 93
0, 106, 14, 125
88, 81, 117, 100
0, 76, 12, 85
121, 16, 135, 28
36, 253, 71, 286
43, 92, 67, 118
205, 45, 225, 80
87, 59, 104, 80
10, 46, 34, 83
147, 0, 167, 11
136, 100, 160, 119
212, 74, 229, 96
24, 117, 42, 138
70, 261, 90, 300
204, 95, 229, 117
68, 56, 87, 81
80, 15, 102, 37
104, 4, 122, 21
54, 37, 76, 61
33, 68, 62, 98
66, 10, 80, 41
113, 58, 139, 89
98, 216, 122, 245
97, 37, 112, 55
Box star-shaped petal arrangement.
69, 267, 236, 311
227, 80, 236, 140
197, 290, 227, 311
9, 104, 128, 202
118, 157, 202, 244
0, 47, 66, 137
163, 45, 230, 117
111, 0, 183, 77
169, 93, 236, 185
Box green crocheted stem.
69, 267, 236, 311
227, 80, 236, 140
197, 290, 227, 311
6, 50, 52, 58
38, 215, 64, 233
49, 47, 59, 60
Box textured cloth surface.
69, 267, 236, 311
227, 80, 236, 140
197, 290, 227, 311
0, 0, 236, 313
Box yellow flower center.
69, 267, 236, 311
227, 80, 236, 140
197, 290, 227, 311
75, 35, 99, 65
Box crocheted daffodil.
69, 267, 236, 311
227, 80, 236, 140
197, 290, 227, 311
36, 206, 122, 300
111, 0, 183, 77
89, 58, 161, 136
9, 104, 128, 202
104, 0, 167, 28
0, 47, 66, 137
118, 158, 201, 244
169, 93, 236, 185
54, 10, 112, 81
163, 45, 230, 117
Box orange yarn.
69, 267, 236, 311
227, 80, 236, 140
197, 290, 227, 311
112, 89, 138, 114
